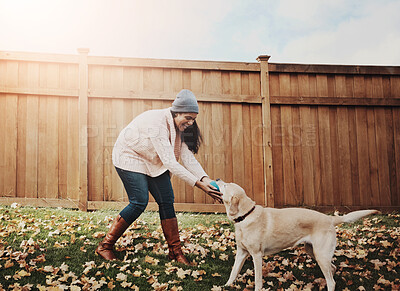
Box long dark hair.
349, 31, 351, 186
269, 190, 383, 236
171, 111, 203, 154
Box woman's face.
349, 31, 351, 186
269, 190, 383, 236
173, 112, 198, 132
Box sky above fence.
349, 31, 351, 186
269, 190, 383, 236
1, 0, 399, 65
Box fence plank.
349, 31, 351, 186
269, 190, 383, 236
4, 61, 18, 198
68, 97, 79, 200
16, 63, 28, 197
250, 105, 264, 205
59, 95, 68, 199
202, 101, 215, 204
5, 94, 18, 198
385, 108, 397, 207
47, 96, 59, 199
89, 99, 104, 202
16, 95, 27, 197
393, 108, 400, 206
231, 104, 245, 187
24, 94, 39, 198
336, 107, 352, 206
329, 108, 340, 205
318, 107, 334, 205
223, 104, 233, 184
211, 102, 225, 194
88, 65, 105, 202
366, 108, 380, 206
281, 106, 295, 205
271, 106, 284, 206
300, 106, 316, 206
355, 108, 370, 206
375, 108, 391, 206
243, 104, 254, 201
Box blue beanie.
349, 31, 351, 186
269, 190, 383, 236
171, 89, 199, 113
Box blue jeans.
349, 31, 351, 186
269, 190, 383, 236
115, 167, 176, 225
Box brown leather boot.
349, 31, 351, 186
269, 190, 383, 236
95, 215, 129, 260
161, 217, 190, 265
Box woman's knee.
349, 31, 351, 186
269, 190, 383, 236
120, 201, 148, 225
129, 200, 148, 212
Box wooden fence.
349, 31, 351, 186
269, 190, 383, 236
0, 50, 399, 213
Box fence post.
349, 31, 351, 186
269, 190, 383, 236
257, 55, 275, 207
77, 48, 89, 211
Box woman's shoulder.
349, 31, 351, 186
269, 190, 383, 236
134, 108, 169, 121
132, 108, 172, 130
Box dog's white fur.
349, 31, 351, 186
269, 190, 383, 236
216, 180, 379, 291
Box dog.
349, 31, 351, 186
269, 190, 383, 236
216, 179, 379, 291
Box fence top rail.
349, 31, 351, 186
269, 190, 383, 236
269, 62, 400, 75
0, 50, 79, 64
87, 55, 261, 71
2, 50, 399, 75
0, 50, 261, 71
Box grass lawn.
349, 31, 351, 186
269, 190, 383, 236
0, 205, 399, 290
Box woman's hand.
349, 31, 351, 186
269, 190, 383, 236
195, 179, 223, 204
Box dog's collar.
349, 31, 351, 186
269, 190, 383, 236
234, 206, 256, 223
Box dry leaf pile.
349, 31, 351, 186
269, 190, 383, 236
0, 205, 399, 290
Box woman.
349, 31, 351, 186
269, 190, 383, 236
96, 89, 222, 265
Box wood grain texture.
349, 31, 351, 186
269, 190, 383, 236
1, 51, 399, 212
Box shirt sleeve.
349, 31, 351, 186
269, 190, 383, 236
180, 143, 208, 180
150, 131, 199, 186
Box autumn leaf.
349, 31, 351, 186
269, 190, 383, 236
116, 273, 128, 281
176, 268, 191, 279
120, 281, 132, 288
92, 231, 105, 239
5, 260, 14, 268
16, 270, 31, 277
107, 281, 115, 290
43, 266, 55, 273
191, 270, 206, 278
145, 255, 160, 265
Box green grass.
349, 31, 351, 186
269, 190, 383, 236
0, 206, 399, 290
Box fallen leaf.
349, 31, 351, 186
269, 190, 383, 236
176, 268, 191, 279
116, 273, 127, 281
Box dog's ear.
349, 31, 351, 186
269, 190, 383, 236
229, 194, 239, 216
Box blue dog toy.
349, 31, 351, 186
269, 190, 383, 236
210, 180, 220, 192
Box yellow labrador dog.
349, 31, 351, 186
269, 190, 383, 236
216, 179, 379, 291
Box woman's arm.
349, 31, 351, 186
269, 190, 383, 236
181, 144, 222, 203
150, 134, 199, 186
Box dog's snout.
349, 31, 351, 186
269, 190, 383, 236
216, 178, 221, 181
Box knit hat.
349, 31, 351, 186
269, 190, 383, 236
171, 89, 199, 113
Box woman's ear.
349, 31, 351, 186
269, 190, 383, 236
228, 194, 239, 216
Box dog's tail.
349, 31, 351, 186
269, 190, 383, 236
333, 210, 380, 226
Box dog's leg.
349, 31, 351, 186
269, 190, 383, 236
251, 252, 263, 291
225, 247, 249, 287
304, 243, 315, 259
312, 232, 337, 291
